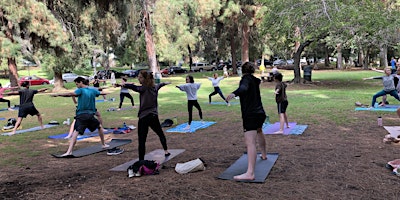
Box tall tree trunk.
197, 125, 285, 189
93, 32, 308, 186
143, 0, 158, 74
188, 45, 193, 71
4, 19, 19, 86
363, 48, 370, 70
292, 40, 313, 84
380, 44, 388, 67
230, 24, 238, 74
241, 23, 250, 62
336, 43, 343, 69
358, 47, 364, 68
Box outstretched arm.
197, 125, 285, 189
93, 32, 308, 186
51, 92, 77, 97
38, 88, 48, 93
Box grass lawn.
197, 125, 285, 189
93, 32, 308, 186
0, 67, 388, 166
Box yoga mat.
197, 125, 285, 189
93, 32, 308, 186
1, 124, 58, 136
263, 122, 297, 134
384, 126, 400, 138
95, 98, 116, 103
355, 107, 398, 112
0, 107, 19, 112
109, 149, 185, 171
0, 118, 5, 120
206, 101, 240, 105
289, 125, 308, 135
48, 128, 113, 140
217, 152, 279, 183
106, 107, 135, 112
166, 121, 216, 133
52, 139, 132, 158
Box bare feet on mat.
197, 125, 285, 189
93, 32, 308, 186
61, 152, 72, 157
102, 144, 110, 148
233, 173, 255, 181
184, 125, 191, 130
286, 125, 290, 128
273, 130, 283, 134
260, 154, 268, 160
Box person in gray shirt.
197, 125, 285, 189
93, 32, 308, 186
176, 75, 203, 130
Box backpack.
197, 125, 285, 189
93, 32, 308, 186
127, 160, 160, 177
161, 119, 173, 127
3, 118, 17, 130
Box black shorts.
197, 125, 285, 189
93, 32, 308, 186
74, 113, 100, 135
277, 101, 289, 114
243, 113, 266, 132
18, 104, 39, 118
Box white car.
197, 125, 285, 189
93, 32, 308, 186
62, 73, 88, 83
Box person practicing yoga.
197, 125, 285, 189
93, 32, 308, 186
273, 73, 289, 134
226, 62, 268, 181
363, 67, 400, 108
52, 77, 109, 156
176, 75, 203, 130
117, 70, 171, 160
0, 83, 18, 111
204, 73, 230, 106
117, 77, 135, 110
91, 75, 107, 100
6, 81, 48, 135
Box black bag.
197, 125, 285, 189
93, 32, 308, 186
161, 119, 173, 127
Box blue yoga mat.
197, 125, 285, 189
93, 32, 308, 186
2, 124, 59, 136
262, 122, 307, 135
48, 128, 112, 140
206, 101, 240, 105
355, 107, 398, 112
0, 107, 19, 112
166, 121, 216, 133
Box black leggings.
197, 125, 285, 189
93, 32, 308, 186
137, 114, 168, 160
119, 93, 134, 108
188, 100, 202, 125
209, 87, 227, 103
0, 98, 10, 108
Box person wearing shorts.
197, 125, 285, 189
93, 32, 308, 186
226, 62, 267, 181
273, 73, 289, 134
52, 77, 109, 156
7, 81, 47, 135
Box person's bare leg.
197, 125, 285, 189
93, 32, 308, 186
61, 130, 79, 156
284, 113, 289, 128
98, 124, 109, 148
234, 130, 257, 181
274, 114, 284, 134
96, 111, 106, 132
37, 113, 43, 129
10, 117, 23, 135
65, 120, 76, 139
257, 128, 267, 160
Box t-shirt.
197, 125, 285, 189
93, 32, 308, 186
373, 74, 397, 92
75, 87, 100, 115
0, 87, 9, 98
178, 83, 201, 100
275, 81, 288, 103
208, 77, 224, 87
19, 88, 38, 107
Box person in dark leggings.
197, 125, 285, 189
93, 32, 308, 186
120, 70, 171, 160
176, 75, 203, 130
0, 83, 18, 111
205, 73, 230, 106
118, 78, 135, 110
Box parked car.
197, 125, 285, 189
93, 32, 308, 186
62, 73, 88, 83
169, 66, 188, 74
97, 69, 124, 79
122, 69, 140, 77
286, 59, 294, 65
160, 68, 170, 75
191, 62, 217, 72
19, 75, 50, 85
256, 59, 273, 66
273, 59, 287, 66
217, 62, 233, 70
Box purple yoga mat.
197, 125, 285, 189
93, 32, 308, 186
263, 122, 297, 134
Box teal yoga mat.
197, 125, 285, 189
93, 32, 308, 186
166, 121, 216, 133
355, 107, 398, 112
217, 153, 279, 183
2, 124, 59, 136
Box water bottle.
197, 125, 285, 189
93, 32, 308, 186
123, 122, 127, 128
378, 116, 383, 126
67, 118, 70, 125
265, 115, 270, 124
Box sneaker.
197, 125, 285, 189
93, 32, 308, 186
107, 147, 124, 155
7, 108, 14, 111
227, 102, 231, 106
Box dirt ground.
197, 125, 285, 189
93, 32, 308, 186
1, 84, 400, 200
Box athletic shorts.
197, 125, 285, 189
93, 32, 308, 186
277, 101, 289, 114
74, 113, 100, 135
242, 113, 266, 132
18, 104, 39, 118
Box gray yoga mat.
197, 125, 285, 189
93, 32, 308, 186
52, 139, 132, 158
217, 153, 279, 183
109, 149, 185, 171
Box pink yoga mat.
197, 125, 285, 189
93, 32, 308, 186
263, 122, 297, 134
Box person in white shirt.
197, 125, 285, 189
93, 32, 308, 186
205, 73, 230, 106
176, 75, 203, 130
